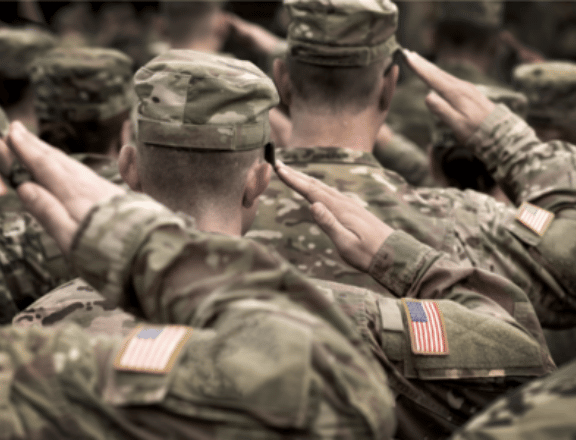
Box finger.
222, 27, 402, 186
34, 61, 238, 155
403, 50, 470, 106
310, 202, 357, 250
17, 182, 78, 254
425, 91, 464, 128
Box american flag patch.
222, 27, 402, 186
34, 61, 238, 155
114, 325, 193, 374
402, 299, 449, 355
515, 202, 554, 236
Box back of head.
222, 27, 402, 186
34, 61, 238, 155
434, 1, 503, 55
284, 0, 400, 112
30, 46, 134, 155
513, 61, 576, 143
0, 27, 58, 107
133, 49, 279, 212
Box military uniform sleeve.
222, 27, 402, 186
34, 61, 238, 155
368, 229, 554, 372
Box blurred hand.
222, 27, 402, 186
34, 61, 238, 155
403, 49, 496, 143
499, 30, 546, 64
0, 122, 124, 253
275, 161, 394, 272
225, 13, 283, 55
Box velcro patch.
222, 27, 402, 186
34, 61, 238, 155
515, 202, 554, 236
402, 299, 449, 355
114, 325, 193, 374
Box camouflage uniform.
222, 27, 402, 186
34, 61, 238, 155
1, 192, 396, 440
12, 192, 554, 439
451, 358, 576, 440
0, 48, 132, 324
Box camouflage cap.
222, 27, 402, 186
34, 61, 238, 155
513, 61, 576, 126
438, 1, 503, 29
285, 0, 400, 66
30, 47, 134, 122
134, 49, 279, 151
0, 27, 59, 79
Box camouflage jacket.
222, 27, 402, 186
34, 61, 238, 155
0, 153, 122, 325
372, 131, 438, 187
13, 211, 553, 439
1, 192, 396, 440
451, 357, 576, 440
251, 105, 576, 328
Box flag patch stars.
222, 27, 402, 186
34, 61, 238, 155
114, 325, 193, 374
402, 299, 449, 355
515, 202, 554, 236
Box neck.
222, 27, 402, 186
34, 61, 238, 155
436, 51, 492, 75
287, 105, 381, 152
184, 203, 242, 237
171, 35, 223, 53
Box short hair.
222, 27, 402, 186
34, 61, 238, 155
285, 55, 392, 113
161, 1, 223, 47
434, 22, 499, 54
137, 143, 264, 214
38, 110, 129, 155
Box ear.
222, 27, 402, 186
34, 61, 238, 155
379, 64, 399, 113
242, 161, 272, 208
118, 144, 142, 192
273, 58, 292, 106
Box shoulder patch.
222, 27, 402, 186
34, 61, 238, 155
114, 325, 193, 374
402, 299, 449, 355
515, 202, 554, 236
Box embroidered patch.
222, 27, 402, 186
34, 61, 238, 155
114, 325, 193, 374
515, 202, 554, 236
402, 299, 449, 355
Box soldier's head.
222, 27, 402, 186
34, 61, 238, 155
119, 50, 278, 235
433, 1, 503, 70
274, 0, 400, 118
160, 1, 229, 52
513, 61, 576, 144
0, 27, 58, 115
430, 84, 527, 195
30, 47, 134, 157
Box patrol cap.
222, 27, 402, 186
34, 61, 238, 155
134, 49, 279, 151
438, 1, 503, 29
285, 0, 400, 66
0, 27, 59, 79
513, 61, 576, 126
30, 47, 134, 123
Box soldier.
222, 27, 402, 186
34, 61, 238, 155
387, 0, 505, 149
0, 26, 58, 133
513, 61, 576, 145
0, 47, 135, 324
11, 51, 553, 438
451, 358, 576, 439
251, 0, 576, 330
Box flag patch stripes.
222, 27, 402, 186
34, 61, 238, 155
114, 325, 193, 374
515, 202, 554, 236
402, 299, 449, 355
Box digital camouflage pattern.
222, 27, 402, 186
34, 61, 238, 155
0, 191, 396, 440
437, 0, 503, 28
285, 0, 400, 66
372, 130, 438, 187
0, 27, 58, 79
18, 196, 553, 439
512, 61, 576, 127
30, 47, 134, 122
134, 49, 279, 151
252, 105, 576, 328
451, 357, 576, 440
0, 154, 123, 324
